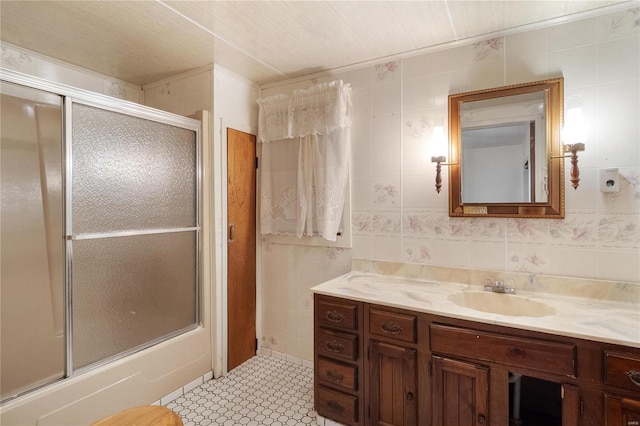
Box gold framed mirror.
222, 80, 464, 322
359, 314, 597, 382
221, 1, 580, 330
448, 78, 564, 218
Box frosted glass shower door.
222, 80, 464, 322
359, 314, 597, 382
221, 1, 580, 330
1, 83, 64, 401
70, 102, 199, 370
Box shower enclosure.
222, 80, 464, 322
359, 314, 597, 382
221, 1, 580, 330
1, 76, 201, 402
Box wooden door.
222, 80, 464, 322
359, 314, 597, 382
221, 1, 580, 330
227, 128, 256, 371
432, 355, 489, 426
369, 341, 417, 426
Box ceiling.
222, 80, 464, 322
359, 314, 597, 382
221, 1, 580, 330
0, 1, 635, 87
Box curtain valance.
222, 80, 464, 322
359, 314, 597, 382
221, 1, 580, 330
257, 80, 352, 143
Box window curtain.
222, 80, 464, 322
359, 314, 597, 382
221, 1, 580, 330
257, 80, 352, 242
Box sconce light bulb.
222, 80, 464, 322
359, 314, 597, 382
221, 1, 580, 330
562, 107, 588, 145
430, 125, 447, 160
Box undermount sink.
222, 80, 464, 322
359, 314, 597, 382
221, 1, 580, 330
448, 291, 556, 317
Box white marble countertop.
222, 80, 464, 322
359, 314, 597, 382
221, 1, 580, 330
311, 271, 640, 348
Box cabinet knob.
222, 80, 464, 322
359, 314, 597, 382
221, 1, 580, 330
478, 414, 486, 424
626, 370, 640, 388
406, 392, 414, 401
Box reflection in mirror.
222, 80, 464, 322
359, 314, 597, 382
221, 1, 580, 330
448, 78, 564, 218
460, 91, 546, 203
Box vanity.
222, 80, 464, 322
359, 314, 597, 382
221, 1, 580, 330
311, 261, 640, 426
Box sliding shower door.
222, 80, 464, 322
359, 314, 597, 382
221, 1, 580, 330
69, 102, 199, 371
1, 82, 65, 400
1, 75, 201, 402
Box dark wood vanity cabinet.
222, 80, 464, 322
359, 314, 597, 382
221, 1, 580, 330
313, 293, 640, 426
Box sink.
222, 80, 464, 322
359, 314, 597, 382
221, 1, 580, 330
448, 291, 556, 317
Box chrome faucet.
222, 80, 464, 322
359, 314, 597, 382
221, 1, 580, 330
484, 279, 516, 294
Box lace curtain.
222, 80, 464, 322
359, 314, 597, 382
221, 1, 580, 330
257, 80, 352, 242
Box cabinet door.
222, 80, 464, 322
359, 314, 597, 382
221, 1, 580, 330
562, 384, 580, 426
605, 394, 640, 426
369, 341, 417, 426
432, 356, 489, 426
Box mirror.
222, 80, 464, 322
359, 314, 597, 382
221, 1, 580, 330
448, 78, 564, 218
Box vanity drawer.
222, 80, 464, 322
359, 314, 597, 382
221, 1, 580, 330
605, 351, 640, 392
316, 296, 359, 331
317, 386, 358, 425
316, 328, 358, 361
369, 308, 417, 343
318, 357, 358, 391
430, 324, 576, 376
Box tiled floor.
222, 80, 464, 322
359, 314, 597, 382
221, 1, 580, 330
166, 354, 318, 425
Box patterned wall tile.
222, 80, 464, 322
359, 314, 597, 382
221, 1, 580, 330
549, 212, 598, 248
469, 217, 506, 243
403, 111, 433, 140
507, 244, 550, 274
507, 218, 549, 245
372, 211, 401, 236
598, 212, 640, 249
373, 179, 400, 208
403, 239, 433, 264
352, 210, 372, 236
597, 7, 640, 41
373, 61, 401, 84
402, 209, 469, 241
472, 37, 505, 63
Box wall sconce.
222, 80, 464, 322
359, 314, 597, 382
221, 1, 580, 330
430, 125, 451, 193
554, 106, 588, 189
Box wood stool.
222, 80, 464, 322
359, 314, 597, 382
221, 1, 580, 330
91, 405, 183, 426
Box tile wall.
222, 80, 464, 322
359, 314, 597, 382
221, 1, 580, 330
1, 43, 142, 102
259, 6, 640, 362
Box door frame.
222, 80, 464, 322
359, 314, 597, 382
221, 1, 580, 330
218, 118, 260, 375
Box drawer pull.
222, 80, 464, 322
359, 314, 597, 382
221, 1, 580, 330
406, 392, 414, 401
325, 341, 345, 353
626, 370, 640, 387
478, 414, 486, 424
327, 400, 345, 413
381, 321, 402, 335
325, 310, 345, 323
325, 370, 344, 384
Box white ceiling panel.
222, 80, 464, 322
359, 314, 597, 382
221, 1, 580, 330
447, 0, 626, 39
0, 0, 635, 86
0, 1, 216, 83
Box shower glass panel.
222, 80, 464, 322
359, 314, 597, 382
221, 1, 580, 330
1, 82, 64, 401
72, 232, 197, 368
70, 103, 199, 371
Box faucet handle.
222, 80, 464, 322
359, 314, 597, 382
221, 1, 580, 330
484, 278, 495, 291
504, 279, 516, 294
483, 278, 516, 294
